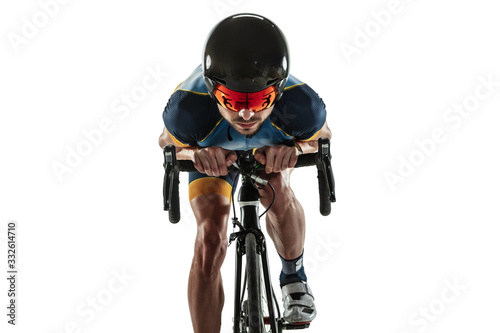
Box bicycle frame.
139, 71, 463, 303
162, 137, 336, 332
232, 174, 280, 333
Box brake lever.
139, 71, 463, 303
163, 145, 177, 210
318, 138, 336, 202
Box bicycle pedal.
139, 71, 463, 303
281, 320, 311, 330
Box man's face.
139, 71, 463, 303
217, 104, 274, 136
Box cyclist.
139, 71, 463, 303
159, 13, 331, 333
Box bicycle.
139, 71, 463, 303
162, 137, 336, 333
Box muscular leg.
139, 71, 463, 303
188, 193, 231, 333
258, 169, 306, 260
259, 170, 317, 323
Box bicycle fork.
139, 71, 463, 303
232, 177, 280, 333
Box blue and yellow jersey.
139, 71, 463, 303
162, 65, 327, 151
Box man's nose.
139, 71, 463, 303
239, 109, 254, 120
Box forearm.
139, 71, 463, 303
170, 146, 198, 160
296, 140, 319, 154
158, 127, 198, 160
296, 122, 332, 154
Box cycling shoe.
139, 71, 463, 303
281, 281, 316, 324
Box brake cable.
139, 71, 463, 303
259, 182, 275, 219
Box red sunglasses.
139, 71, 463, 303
213, 84, 278, 112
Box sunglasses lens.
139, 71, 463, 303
214, 84, 277, 112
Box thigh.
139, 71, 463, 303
256, 169, 292, 201
188, 171, 238, 201
188, 171, 239, 226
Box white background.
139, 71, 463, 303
1, 0, 500, 332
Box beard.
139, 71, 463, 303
231, 116, 267, 137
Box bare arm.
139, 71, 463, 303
158, 126, 237, 176
295, 121, 332, 154
158, 126, 197, 160
253, 121, 332, 173
158, 126, 170, 148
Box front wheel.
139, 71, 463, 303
244, 233, 265, 332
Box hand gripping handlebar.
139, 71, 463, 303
163, 137, 336, 223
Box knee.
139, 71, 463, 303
259, 171, 293, 204
261, 173, 297, 217
193, 222, 228, 279
197, 224, 228, 256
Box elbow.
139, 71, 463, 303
324, 129, 332, 140
158, 130, 168, 149
318, 122, 332, 140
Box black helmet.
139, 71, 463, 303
203, 13, 290, 102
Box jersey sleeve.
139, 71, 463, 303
162, 90, 220, 147
272, 83, 327, 141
